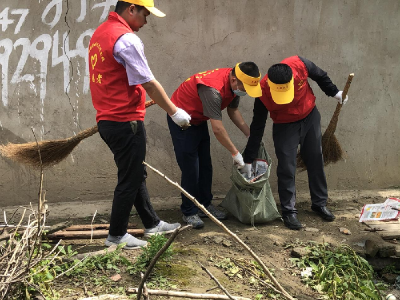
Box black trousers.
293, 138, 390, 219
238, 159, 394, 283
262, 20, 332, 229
272, 106, 328, 216
98, 120, 160, 236
167, 115, 213, 216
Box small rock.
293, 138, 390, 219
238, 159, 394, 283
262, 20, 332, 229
222, 240, 232, 247
291, 247, 311, 258
110, 274, 121, 282
378, 245, 396, 258
365, 239, 379, 257
274, 240, 284, 247
213, 237, 223, 244
339, 227, 351, 235
382, 273, 398, 284
304, 227, 319, 233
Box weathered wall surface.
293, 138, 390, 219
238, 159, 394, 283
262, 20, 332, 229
0, 0, 399, 206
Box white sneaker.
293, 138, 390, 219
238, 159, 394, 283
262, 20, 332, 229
105, 233, 147, 250
144, 220, 181, 237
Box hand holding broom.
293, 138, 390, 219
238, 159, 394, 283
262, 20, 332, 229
0, 99, 156, 168
297, 73, 354, 169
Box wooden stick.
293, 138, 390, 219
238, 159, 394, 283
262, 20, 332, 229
80, 295, 130, 300
143, 162, 294, 300
325, 73, 355, 136
90, 210, 97, 243
47, 228, 144, 240
140, 273, 150, 300
45, 221, 72, 235
199, 262, 235, 300
64, 223, 137, 231
0, 222, 69, 242
31, 127, 43, 247
128, 288, 252, 300
136, 225, 190, 300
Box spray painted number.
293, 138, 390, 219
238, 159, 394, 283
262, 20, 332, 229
0, 8, 29, 34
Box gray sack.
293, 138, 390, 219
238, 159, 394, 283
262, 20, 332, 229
221, 143, 281, 225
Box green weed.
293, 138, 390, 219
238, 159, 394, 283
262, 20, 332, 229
127, 234, 175, 275
290, 242, 385, 300
69, 243, 131, 276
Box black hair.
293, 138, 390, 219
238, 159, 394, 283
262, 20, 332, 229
231, 62, 260, 78
115, 1, 145, 14
268, 63, 292, 84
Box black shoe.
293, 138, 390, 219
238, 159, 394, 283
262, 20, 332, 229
311, 205, 335, 221
282, 214, 303, 230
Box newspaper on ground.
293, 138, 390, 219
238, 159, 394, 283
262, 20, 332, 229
359, 197, 400, 222
240, 159, 268, 182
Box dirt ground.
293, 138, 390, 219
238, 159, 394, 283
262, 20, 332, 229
2, 190, 400, 299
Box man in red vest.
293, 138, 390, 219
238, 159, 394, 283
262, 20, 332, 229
89, 0, 191, 249
242, 56, 349, 230
168, 63, 262, 228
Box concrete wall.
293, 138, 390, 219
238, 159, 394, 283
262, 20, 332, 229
0, 0, 399, 206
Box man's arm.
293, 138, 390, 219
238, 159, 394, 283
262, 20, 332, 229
210, 118, 238, 155
299, 56, 339, 97
114, 33, 190, 124
242, 98, 269, 163
198, 85, 240, 154
142, 79, 177, 116
227, 107, 250, 137
198, 85, 244, 167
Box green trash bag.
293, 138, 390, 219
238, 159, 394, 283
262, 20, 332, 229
221, 143, 281, 225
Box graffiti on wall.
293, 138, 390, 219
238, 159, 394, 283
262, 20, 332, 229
0, 0, 117, 109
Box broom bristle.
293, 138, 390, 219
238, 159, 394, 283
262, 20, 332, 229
0, 126, 98, 168
321, 133, 344, 165
296, 132, 344, 171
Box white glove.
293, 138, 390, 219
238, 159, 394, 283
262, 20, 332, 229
334, 91, 349, 105
232, 151, 245, 169
170, 108, 191, 127
240, 163, 252, 178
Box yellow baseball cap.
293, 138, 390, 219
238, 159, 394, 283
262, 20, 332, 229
124, 0, 166, 17
234, 63, 262, 98
267, 77, 294, 104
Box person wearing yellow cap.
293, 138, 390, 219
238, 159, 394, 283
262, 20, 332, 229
241, 56, 349, 230
168, 62, 262, 229
88, 1, 192, 249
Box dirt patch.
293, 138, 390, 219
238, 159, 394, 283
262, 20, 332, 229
21, 192, 396, 300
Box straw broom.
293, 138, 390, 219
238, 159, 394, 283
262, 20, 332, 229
297, 73, 354, 170
0, 100, 156, 168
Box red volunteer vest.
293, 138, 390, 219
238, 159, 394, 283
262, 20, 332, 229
171, 68, 235, 125
259, 56, 316, 123
89, 12, 146, 123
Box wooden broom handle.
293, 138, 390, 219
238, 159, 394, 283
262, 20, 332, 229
325, 73, 355, 133
341, 73, 354, 103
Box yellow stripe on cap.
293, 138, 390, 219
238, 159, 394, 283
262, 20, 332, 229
234, 63, 262, 98
267, 77, 294, 104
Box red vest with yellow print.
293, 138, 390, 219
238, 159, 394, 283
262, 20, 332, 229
171, 68, 235, 125
89, 12, 146, 123
259, 56, 316, 123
